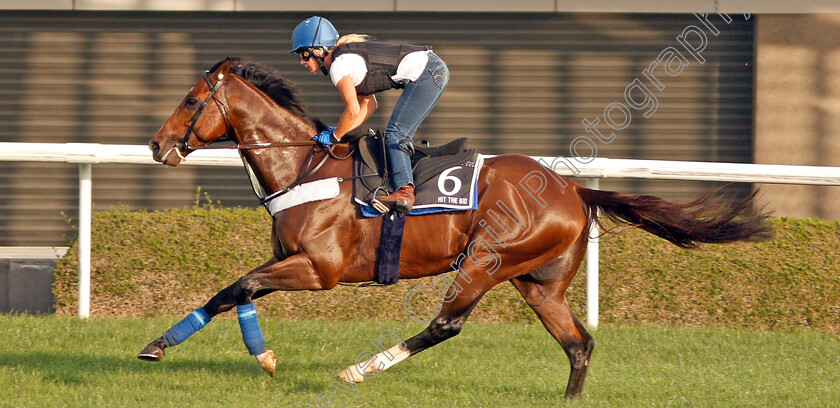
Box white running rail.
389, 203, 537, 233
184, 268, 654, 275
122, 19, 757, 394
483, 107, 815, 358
2, 142, 840, 323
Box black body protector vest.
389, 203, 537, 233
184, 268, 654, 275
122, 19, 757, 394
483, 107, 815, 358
331, 42, 431, 95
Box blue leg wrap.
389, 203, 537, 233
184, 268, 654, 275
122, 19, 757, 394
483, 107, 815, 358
162, 307, 211, 347
237, 303, 267, 356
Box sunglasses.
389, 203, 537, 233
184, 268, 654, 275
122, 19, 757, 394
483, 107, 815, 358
298, 49, 314, 61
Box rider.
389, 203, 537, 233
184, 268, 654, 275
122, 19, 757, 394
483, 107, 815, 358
290, 16, 449, 213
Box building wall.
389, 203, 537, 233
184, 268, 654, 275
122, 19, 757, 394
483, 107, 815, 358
1, 0, 838, 13
754, 14, 840, 219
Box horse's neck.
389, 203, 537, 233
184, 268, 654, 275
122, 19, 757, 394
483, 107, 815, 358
229, 83, 317, 195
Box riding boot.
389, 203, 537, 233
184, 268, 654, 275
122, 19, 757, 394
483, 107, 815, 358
377, 184, 415, 213
377, 143, 415, 213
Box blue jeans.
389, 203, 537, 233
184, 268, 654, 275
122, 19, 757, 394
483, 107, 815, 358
385, 52, 449, 190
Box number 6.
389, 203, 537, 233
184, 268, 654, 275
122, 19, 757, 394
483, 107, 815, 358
438, 166, 463, 196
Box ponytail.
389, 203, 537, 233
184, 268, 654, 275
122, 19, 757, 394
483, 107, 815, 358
335, 34, 373, 47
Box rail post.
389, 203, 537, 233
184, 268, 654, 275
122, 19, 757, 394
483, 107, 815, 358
585, 177, 599, 329
78, 163, 92, 319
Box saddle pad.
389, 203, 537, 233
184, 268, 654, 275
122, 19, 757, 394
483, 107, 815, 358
356, 154, 484, 217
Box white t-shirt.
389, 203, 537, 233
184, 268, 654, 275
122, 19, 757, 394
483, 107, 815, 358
329, 49, 431, 88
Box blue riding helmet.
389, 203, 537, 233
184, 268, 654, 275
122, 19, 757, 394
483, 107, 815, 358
290, 16, 339, 53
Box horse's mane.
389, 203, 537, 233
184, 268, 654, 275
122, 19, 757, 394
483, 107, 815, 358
210, 57, 329, 132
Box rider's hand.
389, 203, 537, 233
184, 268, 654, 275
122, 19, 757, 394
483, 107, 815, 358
314, 127, 338, 146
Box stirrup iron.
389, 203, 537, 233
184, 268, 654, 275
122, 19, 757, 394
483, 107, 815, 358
370, 186, 391, 214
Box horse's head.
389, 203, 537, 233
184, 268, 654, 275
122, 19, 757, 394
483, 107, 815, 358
149, 58, 235, 166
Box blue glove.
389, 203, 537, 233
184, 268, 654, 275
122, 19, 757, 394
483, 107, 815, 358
314, 127, 338, 146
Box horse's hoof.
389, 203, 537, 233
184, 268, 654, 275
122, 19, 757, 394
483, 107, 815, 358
137, 344, 165, 362
255, 349, 276, 377
337, 365, 366, 384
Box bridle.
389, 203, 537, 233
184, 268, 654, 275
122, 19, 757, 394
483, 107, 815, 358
173, 68, 321, 156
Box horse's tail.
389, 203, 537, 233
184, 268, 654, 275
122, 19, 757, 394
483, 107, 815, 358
577, 186, 774, 248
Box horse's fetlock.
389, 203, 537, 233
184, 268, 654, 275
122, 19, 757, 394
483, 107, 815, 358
151, 337, 167, 350
428, 316, 464, 341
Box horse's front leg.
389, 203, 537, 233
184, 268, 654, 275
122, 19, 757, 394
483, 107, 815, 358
137, 253, 327, 376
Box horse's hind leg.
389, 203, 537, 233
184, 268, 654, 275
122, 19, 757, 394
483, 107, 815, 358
336, 255, 496, 383
510, 250, 594, 399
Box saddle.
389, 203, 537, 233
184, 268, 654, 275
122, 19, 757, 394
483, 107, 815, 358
352, 130, 479, 215
350, 130, 482, 285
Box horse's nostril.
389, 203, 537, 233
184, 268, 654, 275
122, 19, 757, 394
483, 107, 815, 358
149, 141, 160, 154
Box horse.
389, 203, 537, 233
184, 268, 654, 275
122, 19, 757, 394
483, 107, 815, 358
141, 57, 772, 399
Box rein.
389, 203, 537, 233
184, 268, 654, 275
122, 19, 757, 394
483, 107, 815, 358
177, 69, 322, 153
193, 139, 355, 205
187, 140, 321, 150
260, 145, 335, 204
176, 65, 342, 153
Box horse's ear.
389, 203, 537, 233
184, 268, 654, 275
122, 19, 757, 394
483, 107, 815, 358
220, 58, 234, 75
211, 57, 237, 78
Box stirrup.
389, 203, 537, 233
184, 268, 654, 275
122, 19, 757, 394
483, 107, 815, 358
370, 187, 391, 214
370, 197, 391, 214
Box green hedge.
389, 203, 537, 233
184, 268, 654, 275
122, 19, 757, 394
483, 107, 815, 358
54, 207, 840, 333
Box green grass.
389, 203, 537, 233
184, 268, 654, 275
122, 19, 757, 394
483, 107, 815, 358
1, 315, 839, 407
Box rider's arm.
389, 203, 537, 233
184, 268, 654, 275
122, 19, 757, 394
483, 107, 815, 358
358, 93, 378, 125
333, 76, 377, 140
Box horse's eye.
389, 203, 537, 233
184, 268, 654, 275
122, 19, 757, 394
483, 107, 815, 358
185, 96, 198, 107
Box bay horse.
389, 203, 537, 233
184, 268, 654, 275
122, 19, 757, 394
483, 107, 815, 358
142, 57, 771, 399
